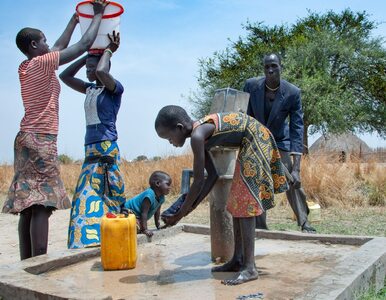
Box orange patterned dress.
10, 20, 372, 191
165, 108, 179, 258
193, 112, 288, 217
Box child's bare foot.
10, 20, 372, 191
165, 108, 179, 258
211, 259, 242, 272
221, 268, 259, 285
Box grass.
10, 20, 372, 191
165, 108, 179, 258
1, 153, 385, 236
158, 195, 386, 236
58, 154, 194, 197
271, 206, 386, 236
0, 154, 385, 299
1, 153, 385, 208
358, 281, 386, 300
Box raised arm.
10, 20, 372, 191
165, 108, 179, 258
58, 0, 107, 66
51, 13, 79, 51
96, 31, 120, 92
59, 55, 88, 94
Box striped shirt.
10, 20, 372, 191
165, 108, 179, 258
19, 51, 60, 134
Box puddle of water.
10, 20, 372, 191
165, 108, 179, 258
38, 233, 358, 300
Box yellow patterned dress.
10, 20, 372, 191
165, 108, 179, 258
194, 112, 288, 217
67, 141, 126, 248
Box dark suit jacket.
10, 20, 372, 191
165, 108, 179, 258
244, 77, 304, 154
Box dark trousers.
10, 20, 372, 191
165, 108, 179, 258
255, 150, 309, 229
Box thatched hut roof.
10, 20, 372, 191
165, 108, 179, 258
309, 133, 372, 154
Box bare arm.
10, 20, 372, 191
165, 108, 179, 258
140, 198, 153, 237
96, 31, 120, 92
190, 150, 218, 211
163, 123, 215, 226
59, 55, 88, 94
58, 0, 107, 66
51, 13, 78, 51
154, 206, 161, 229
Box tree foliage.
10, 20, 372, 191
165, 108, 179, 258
134, 155, 148, 162
190, 9, 386, 147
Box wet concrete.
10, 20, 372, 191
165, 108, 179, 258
0, 228, 364, 300
48, 234, 360, 300
0, 209, 385, 300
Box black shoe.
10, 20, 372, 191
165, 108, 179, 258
301, 222, 316, 233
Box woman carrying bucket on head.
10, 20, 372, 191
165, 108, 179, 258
2, 0, 108, 260
60, 30, 126, 249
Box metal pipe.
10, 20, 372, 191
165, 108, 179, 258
207, 88, 250, 262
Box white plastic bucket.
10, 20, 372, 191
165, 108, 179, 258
76, 1, 124, 50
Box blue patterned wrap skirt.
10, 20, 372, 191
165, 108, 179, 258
67, 141, 126, 249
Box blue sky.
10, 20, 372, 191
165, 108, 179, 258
0, 0, 385, 163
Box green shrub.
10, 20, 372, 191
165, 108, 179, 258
368, 185, 386, 206
134, 155, 148, 162
58, 154, 73, 165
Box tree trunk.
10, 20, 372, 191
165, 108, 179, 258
303, 124, 309, 155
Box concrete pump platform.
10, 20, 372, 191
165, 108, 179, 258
0, 219, 385, 300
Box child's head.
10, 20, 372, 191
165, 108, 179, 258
149, 171, 172, 196
16, 27, 49, 57
155, 105, 192, 147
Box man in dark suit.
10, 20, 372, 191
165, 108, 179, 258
244, 53, 316, 233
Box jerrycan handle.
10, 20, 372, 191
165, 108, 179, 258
120, 207, 135, 218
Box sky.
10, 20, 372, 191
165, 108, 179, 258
0, 0, 385, 163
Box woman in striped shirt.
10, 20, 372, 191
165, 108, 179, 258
2, 0, 107, 260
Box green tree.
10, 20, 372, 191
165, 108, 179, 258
134, 155, 148, 162
190, 9, 386, 151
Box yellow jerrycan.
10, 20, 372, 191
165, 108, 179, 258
101, 212, 137, 270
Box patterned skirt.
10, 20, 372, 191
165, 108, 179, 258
67, 141, 126, 249
226, 119, 288, 217
2, 131, 70, 214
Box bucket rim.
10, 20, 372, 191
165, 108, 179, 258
76, 1, 124, 19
